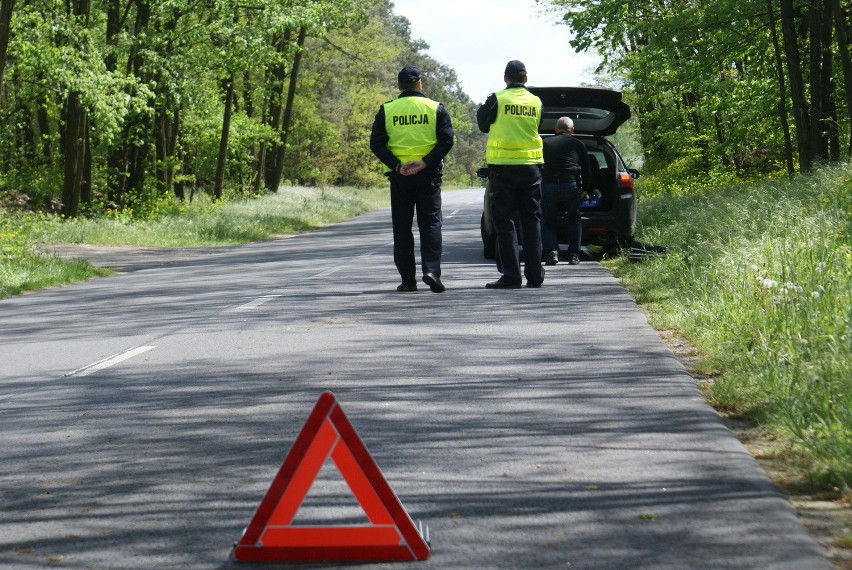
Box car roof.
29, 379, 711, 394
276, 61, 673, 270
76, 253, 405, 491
527, 86, 631, 136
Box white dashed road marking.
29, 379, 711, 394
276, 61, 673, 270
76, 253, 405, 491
66, 345, 156, 377
232, 294, 283, 311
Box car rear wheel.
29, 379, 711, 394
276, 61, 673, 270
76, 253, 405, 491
481, 213, 496, 259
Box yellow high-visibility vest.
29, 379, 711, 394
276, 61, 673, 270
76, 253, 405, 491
485, 88, 543, 165
382, 96, 440, 172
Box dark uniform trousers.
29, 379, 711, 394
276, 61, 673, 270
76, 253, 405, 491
488, 164, 545, 284
541, 178, 582, 255
389, 170, 443, 286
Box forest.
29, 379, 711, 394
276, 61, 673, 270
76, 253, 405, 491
544, 0, 851, 184
0, 0, 484, 218
0, 0, 850, 216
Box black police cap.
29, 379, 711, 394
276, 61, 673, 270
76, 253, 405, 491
398, 65, 421, 83
504, 60, 527, 79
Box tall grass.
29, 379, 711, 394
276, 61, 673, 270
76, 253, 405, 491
0, 211, 112, 297
1, 185, 388, 297
31, 185, 389, 246
612, 162, 851, 489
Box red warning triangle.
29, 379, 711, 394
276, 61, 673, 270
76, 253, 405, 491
233, 391, 430, 562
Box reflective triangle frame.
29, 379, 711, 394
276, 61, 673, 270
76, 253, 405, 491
233, 391, 430, 562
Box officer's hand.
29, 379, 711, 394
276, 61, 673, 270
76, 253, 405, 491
400, 160, 426, 176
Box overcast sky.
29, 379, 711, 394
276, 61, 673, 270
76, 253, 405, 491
390, 0, 602, 104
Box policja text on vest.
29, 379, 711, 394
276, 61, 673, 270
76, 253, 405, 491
503, 104, 538, 117
392, 114, 431, 126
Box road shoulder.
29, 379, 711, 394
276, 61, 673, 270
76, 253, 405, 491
655, 326, 852, 569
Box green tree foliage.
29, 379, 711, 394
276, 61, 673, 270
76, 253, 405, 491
0, 0, 484, 217
540, 0, 852, 180
294, 0, 485, 188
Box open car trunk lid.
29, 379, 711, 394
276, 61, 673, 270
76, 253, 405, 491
528, 86, 631, 136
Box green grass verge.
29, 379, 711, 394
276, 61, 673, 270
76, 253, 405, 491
0, 252, 113, 297
1, 185, 388, 297
608, 161, 851, 490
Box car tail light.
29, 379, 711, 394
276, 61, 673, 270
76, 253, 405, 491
618, 172, 634, 190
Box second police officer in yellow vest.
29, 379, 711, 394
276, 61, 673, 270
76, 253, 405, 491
477, 60, 546, 289
370, 65, 455, 293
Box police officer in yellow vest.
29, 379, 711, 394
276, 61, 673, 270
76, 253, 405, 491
370, 65, 455, 293
477, 60, 545, 289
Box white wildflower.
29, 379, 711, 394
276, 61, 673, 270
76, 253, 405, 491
761, 278, 778, 288
811, 291, 820, 299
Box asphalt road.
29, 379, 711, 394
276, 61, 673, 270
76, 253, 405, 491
0, 188, 832, 569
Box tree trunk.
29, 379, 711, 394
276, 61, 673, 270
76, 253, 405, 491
263, 30, 291, 192
82, 128, 92, 205
637, 100, 661, 171
153, 8, 182, 196
168, 106, 180, 197
175, 147, 189, 201
60, 0, 90, 218
14, 80, 36, 158
108, 0, 150, 206
780, 0, 813, 171
127, 143, 148, 196
103, 0, 122, 203
214, 74, 235, 200
243, 69, 254, 119
767, 0, 796, 176
61, 92, 87, 217
0, 0, 13, 102
253, 144, 266, 193
831, 0, 852, 155
808, 0, 833, 161
156, 101, 180, 197
269, 26, 306, 192
38, 101, 53, 162
713, 111, 732, 167
105, 0, 120, 72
